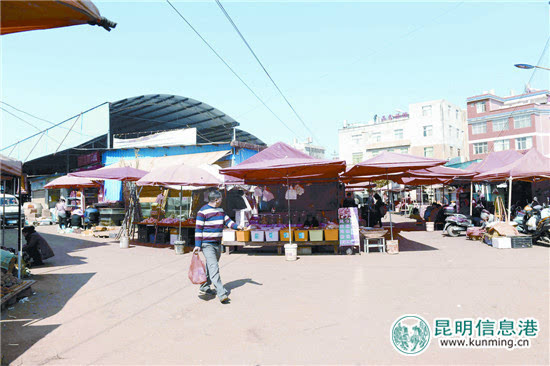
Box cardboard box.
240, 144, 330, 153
280, 230, 292, 241
265, 230, 279, 242
324, 229, 339, 241
492, 237, 511, 249
251, 230, 265, 242
309, 230, 323, 241
236, 231, 251, 242
294, 230, 308, 241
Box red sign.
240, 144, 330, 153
77, 152, 101, 167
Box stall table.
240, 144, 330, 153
136, 222, 195, 245
222, 240, 339, 255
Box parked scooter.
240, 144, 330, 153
516, 204, 550, 245
444, 203, 492, 237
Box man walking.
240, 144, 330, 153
193, 190, 243, 303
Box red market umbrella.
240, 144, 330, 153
70, 166, 149, 182
466, 150, 523, 174
44, 175, 99, 189
220, 142, 346, 184
1, 0, 116, 35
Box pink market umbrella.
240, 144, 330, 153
44, 175, 99, 189
69, 166, 148, 182
137, 164, 222, 240
343, 152, 446, 239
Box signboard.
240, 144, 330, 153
113, 128, 197, 148
338, 207, 360, 247
77, 151, 101, 167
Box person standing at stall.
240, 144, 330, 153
374, 193, 385, 227
193, 190, 243, 303
55, 198, 67, 229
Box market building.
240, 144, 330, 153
291, 137, 326, 158
338, 99, 467, 164
21, 94, 266, 210
466, 89, 550, 159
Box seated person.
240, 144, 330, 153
84, 205, 100, 228
303, 214, 319, 227
70, 208, 84, 228
22, 226, 54, 267
409, 207, 424, 222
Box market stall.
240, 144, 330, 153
1, 154, 23, 279
135, 164, 222, 247
220, 142, 348, 255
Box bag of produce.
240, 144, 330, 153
188, 253, 207, 284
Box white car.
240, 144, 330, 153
0, 194, 25, 227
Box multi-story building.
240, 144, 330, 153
292, 137, 326, 158
467, 90, 550, 159
338, 100, 467, 164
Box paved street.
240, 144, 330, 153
1, 217, 549, 365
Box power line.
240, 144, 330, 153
0, 107, 67, 148
214, 0, 319, 143
165, 0, 301, 140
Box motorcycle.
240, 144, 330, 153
444, 204, 492, 237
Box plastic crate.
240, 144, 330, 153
324, 229, 339, 241
510, 236, 532, 248
251, 230, 265, 242
280, 229, 293, 241
222, 230, 236, 242
265, 230, 279, 242
309, 230, 323, 241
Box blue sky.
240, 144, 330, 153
1, 0, 549, 159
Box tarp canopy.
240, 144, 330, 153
396, 176, 452, 186
137, 165, 221, 187
0, 154, 22, 177
466, 150, 523, 174
402, 165, 476, 179
44, 175, 100, 189
69, 166, 148, 182
220, 142, 346, 184
475, 148, 550, 182
343, 152, 446, 178
1, 0, 116, 35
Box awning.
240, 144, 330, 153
0, 153, 22, 177
108, 150, 231, 171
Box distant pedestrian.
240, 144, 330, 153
194, 190, 244, 303
343, 192, 358, 207
374, 193, 385, 227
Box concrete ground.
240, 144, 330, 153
1, 215, 549, 365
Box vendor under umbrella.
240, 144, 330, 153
22, 226, 54, 267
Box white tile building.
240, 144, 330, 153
292, 137, 326, 158
338, 100, 467, 164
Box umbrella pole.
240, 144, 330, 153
386, 169, 393, 241
470, 182, 473, 216
368, 180, 371, 227
179, 186, 182, 240
287, 177, 291, 245
508, 177, 513, 222
17, 176, 22, 280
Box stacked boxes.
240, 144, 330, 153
324, 229, 339, 241
236, 231, 251, 242
251, 230, 265, 242
309, 230, 323, 241
265, 230, 279, 241
294, 230, 308, 241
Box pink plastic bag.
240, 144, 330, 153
188, 252, 207, 284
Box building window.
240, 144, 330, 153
352, 152, 363, 164
456, 128, 460, 138
400, 147, 409, 154
394, 129, 403, 139
472, 121, 487, 134
492, 118, 509, 132
515, 137, 533, 150
457, 148, 461, 157
474, 142, 488, 155
351, 134, 363, 145
424, 147, 434, 157
422, 105, 432, 116
372, 132, 381, 142
513, 115, 531, 129
493, 139, 510, 152
423, 125, 433, 137
448, 125, 453, 137
447, 106, 452, 118
450, 146, 454, 156
455, 110, 459, 119
476, 102, 486, 113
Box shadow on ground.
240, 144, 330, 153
1, 232, 108, 364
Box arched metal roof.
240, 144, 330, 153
110, 94, 265, 145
